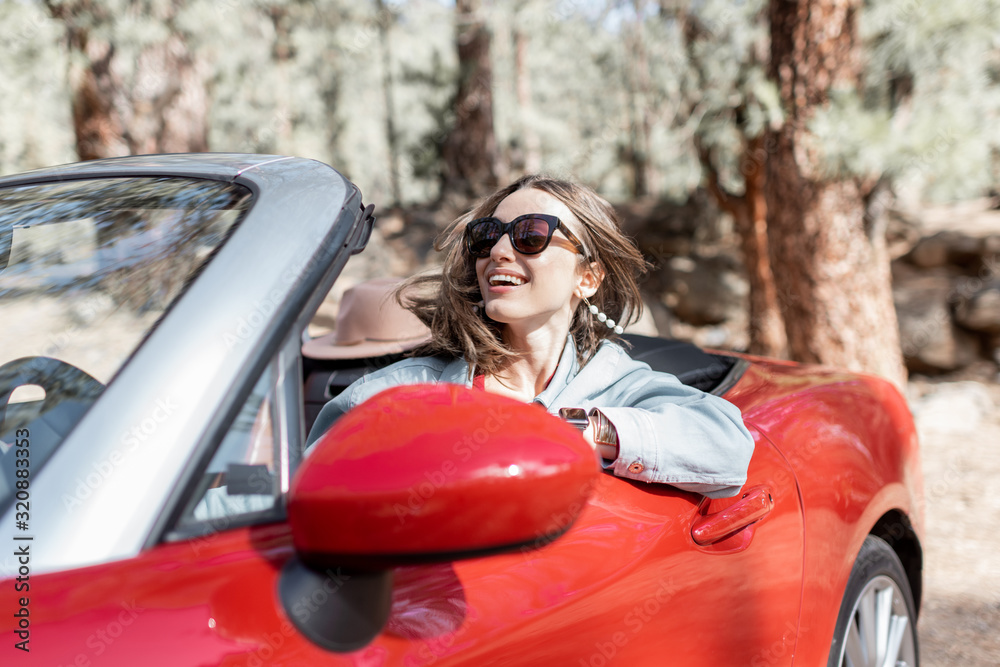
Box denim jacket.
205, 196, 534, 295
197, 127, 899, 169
306, 335, 754, 498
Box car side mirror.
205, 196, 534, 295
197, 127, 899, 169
288, 383, 598, 567
279, 383, 598, 652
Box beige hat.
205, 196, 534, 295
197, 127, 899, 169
302, 278, 432, 360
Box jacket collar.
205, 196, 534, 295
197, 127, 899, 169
440, 356, 474, 386
438, 334, 582, 402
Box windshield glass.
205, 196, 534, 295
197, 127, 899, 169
0, 176, 252, 505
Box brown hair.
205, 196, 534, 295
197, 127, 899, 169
398, 175, 648, 376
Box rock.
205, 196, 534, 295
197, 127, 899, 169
980, 234, 1000, 258
618, 189, 720, 241
623, 301, 660, 336
904, 231, 983, 269
989, 334, 1000, 367
668, 254, 748, 327
909, 381, 994, 434
886, 208, 924, 260
894, 272, 979, 372
954, 280, 1000, 334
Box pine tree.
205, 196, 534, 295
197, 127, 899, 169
766, 0, 907, 387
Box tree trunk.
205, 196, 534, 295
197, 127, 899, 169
268, 5, 295, 154
70, 36, 130, 161
126, 34, 209, 155
681, 8, 786, 358
700, 137, 788, 357
441, 0, 498, 200
623, 3, 654, 197
766, 0, 906, 387
375, 0, 402, 204
740, 137, 787, 358
513, 25, 541, 176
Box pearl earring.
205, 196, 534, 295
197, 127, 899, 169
473, 300, 484, 314
583, 298, 623, 334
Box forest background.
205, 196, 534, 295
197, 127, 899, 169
3, 0, 1000, 389
2, 1, 1000, 663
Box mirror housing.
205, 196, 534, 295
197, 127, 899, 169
288, 384, 598, 568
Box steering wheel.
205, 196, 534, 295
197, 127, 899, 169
0, 356, 105, 438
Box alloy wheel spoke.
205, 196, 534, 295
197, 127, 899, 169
841, 576, 916, 667
875, 586, 894, 664
844, 618, 867, 667
857, 587, 878, 666
880, 615, 909, 667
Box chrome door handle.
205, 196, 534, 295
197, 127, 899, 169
691, 486, 774, 546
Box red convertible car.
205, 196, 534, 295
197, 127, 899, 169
0, 155, 922, 666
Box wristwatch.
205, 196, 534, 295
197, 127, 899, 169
588, 408, 620, 460
558, 407, 590, 431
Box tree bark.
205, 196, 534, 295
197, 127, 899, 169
681, 9, 786, 358
623, 2, 654, 197
126, 34, 209, 155
699, 137, 788, 358
375, 0, 401, 204
70, 37, 130, 161
440, 0, 498, 200
766, 0, 906, 387
267, 5, 295, 154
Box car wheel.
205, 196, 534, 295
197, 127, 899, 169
828, 535, 919, 667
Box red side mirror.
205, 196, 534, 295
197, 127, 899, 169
288, 383, 598, 567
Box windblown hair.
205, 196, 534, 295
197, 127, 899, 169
398, 175, 648, 376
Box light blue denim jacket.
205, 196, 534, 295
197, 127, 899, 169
306, 335, 754, 498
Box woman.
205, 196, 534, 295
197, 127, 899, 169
307, 175, 753, 498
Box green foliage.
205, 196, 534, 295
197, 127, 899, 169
679, 0, 782, 197
843, 0, 1000, 200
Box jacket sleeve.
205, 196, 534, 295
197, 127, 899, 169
586, 350, 754, 498
305, 381, 355, 450
304, 358, 449, 451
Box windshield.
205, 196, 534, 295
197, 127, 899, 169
0, 176, 252, 506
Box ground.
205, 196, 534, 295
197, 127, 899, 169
910, 374, 1000, 665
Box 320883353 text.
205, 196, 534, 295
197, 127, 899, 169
12, 428, 31, 653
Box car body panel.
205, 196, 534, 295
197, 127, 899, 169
726, 361, 924, 666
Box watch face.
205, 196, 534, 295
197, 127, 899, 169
558, 407, 589, 430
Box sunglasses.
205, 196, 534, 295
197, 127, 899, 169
465, 214, 587, 259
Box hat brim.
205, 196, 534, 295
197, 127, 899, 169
302, 331, 432, 360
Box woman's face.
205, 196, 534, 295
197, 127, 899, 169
474, 188, 600, 336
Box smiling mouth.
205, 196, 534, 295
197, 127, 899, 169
489, 274, 526, 287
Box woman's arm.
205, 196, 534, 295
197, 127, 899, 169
572, 347, 755, 498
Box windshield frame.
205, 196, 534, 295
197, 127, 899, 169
0, 155, 366, 574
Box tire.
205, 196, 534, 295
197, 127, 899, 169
828, 535, 919, 667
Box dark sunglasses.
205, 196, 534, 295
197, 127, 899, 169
464, 214, 586, 258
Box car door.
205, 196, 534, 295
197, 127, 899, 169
403, 423, 805, 667
10, 410, 802, 667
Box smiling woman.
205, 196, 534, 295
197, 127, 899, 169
307, 175, 754, 498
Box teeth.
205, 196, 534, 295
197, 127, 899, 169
490, 274, 525, 286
